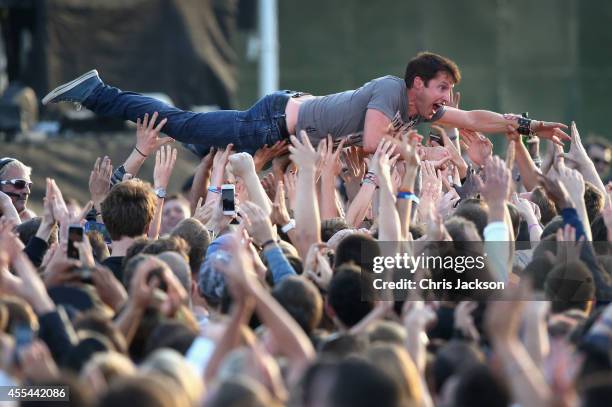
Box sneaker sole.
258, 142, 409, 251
41, 69, 99, 105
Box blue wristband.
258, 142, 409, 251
207, 186, 221, 194
397, 191, 419, 204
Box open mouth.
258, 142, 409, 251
432, 102, 444, 114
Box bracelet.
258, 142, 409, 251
362, 172, 378, 187
261, 239, 278, 250
517, 117, 533, 135
134, 146, 148, 157
207, 186, 221, 194
281, 219, 296, 233
397, 191, 420, 204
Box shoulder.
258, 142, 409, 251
370, 75, 404, 87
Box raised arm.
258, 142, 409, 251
289, 131, 322, 259
229, 152, 272, 215
436, 108, 569, 146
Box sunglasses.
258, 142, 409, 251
0, 179, 33, 189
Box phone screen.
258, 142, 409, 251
84, 221, 112, 244
67, 226, 84, 259
222, 187, 235, 213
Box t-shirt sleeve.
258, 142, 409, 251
366, 77, 403, 120
424, 106, 446, 122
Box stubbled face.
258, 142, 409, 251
0, 166, 31, 213
414, 71, 454, 119
160, 199, 189, 235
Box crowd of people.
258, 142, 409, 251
1, 52, 612, 407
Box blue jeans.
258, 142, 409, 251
83, 84, 296, 156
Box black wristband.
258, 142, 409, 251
134, 146, 148, 157
517, 117, 532, 135
261, 239, 278, 250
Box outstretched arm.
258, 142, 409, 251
436, 108, 569, 145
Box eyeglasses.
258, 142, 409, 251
0, 179, 33, 189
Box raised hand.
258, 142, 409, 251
481, 156, 511, 205
320, 134, 346, 179
303, 243, 333, 291
261, 172, 276, 200
239, 201, 275, 247
206, 145, 235, 204
385, 129, 421, 169
432, 125, 467, 177
560, 121, 591, 170
284, 171, 297, 211
537, 172, 572, 210
554, 165, 584, 205
135, 112, 174, 156
511, 193, 541, 224
531, 121, 569, 146
454, 301, 479, 341
192, 197, 215, 225
367, 139, 395, 178
289, 131, 319, 170
229, 152, 257, 179
271, 181, 291, 227
341, 146, 367, 183
89, 156, 113, 208
153, 145, 178, 189
253, 140, 289, 172
418, 161, 443, 219
460, 128, 493, 167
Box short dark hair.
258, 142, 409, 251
272, 276, 322, 335
545, 261, 595, 313
334, 233, 381, 270
404, 52, 461, 89
328, 264, 373, 328
141, 235, 190, 261
531, 187, 558, 226
453, 364, 511, 407
330, 357, 400, 407
522, 256, 555, 291
454, 199, 489, 240
321, 218, 350, 242
432, 340, 484, 394
584, 181, 604, 225
170, 218, 211, 274
101, 179, 157, 241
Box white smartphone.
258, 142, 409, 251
221, 184, 236, 216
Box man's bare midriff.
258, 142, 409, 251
285, 95, 316, 136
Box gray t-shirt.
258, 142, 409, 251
296, 75, 445, 146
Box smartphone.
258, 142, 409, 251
67, 225, 84, 259
12, 323, 33, 365
84, 221, 112, 244
221, 184, 236, 216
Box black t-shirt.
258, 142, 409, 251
102, 256, 124, 283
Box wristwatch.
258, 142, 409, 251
154, 187, 167, 199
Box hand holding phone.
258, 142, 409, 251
221, 184, 236, 216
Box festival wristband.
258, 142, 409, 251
397, 191, 420, 204
281, 219, 296, 233
207, 186, 221, 194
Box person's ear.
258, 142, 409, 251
413, 76, 425, 89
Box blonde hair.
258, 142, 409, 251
81, 351, 136, 389
140, 348, 204, 405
